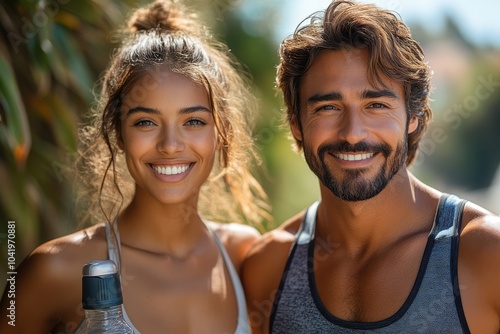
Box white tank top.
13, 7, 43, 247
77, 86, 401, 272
76, 221, 250, 333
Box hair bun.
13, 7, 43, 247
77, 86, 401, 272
128, 0, 198, 34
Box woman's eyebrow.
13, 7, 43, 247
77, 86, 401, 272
126, 106, 161, 116
178, 105, 211, 114
125, 105, 211, 117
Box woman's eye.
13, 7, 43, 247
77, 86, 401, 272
185, 118, 206, 126
133, 119, 155, 127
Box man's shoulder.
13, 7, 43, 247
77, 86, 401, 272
458, 202, 500, 332
460, 200, 500, 274
242, 209, 305, 291
461, 199, 499, 231
461, 201, 500, 255
242, 210, 306, 333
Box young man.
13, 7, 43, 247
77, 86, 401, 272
242, 1, 500, 333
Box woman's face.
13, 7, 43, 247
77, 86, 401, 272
119, 69, 217, 206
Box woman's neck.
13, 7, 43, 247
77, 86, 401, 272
116, 194, 210, 257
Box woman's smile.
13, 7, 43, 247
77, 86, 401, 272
150, 163, 192, 176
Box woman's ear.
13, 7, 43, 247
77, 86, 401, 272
117, 130, 124, 151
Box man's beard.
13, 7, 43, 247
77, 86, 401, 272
303, 138, 407, 202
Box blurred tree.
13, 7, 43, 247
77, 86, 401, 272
410, 17, 500, 194
2, 0, 498, 298
0, 0, 141, 292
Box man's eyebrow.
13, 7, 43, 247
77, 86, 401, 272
361, 89, 399, 100
307, 92, 343, 105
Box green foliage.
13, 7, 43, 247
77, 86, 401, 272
0, 0, 140, 291
1, 1, 498, 296
423, 61, 500, 189
410, 18, 500, 193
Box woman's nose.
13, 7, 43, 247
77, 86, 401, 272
157, 126, 185, 154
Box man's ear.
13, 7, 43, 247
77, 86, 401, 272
290, 115, 303, 142
408, 116, 419, 134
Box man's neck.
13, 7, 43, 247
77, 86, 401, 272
314, 168, 437, 257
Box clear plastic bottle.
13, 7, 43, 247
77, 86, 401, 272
75, 260, 134, 333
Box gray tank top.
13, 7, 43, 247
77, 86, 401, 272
76, 222, 250, 333
270, 194, 470, 333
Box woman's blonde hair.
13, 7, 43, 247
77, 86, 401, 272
76, 0, 270, 229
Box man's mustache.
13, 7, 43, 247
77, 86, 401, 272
318, 141, 391, 158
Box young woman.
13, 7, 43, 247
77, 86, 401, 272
0, 0, 269, 333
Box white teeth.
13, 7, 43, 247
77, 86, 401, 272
152, 164, 190, 175
335, 153, 374, 161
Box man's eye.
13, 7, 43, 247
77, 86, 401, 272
316, 105, 337, 112
369, 103, 388, 109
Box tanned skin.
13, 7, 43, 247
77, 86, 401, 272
243, 49, 500, 334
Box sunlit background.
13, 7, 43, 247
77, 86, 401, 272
231, 0, 500, 224
240, 0, 500, 216
1, 0, 499, 289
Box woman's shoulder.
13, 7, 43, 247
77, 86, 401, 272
21, 224, 109, 281
32, 223, 107, 254
207, 221, 260, 273
4, 224, 110, 331
209, 221, 260, 239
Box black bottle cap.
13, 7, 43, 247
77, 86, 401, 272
81, 260, 123, 310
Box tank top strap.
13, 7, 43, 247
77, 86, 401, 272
430, 194, 467, 240
270, 195, 471, 333
428, 193, 470, 332
105, 220, 121, 269
104, 221, 249, 333
104, 220, 142, 334
300, 196, 467, 242
211, 230, 251, 334
297, 201, 320, 245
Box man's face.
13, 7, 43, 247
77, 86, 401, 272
293, 48, 418, 201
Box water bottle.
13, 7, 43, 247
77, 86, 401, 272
75, 260, 134, 333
